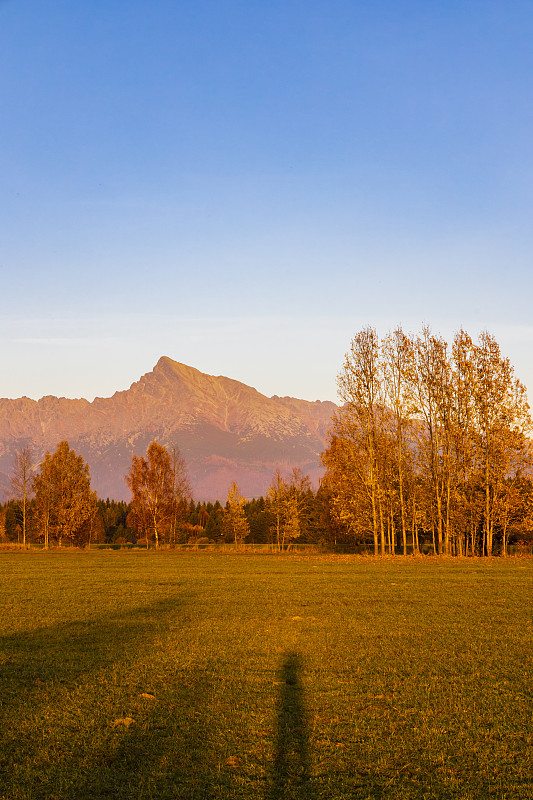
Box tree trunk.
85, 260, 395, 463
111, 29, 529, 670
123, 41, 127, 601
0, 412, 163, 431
436, 490, 443, 555
379, 499, 386, 556
371, 482, 379, 556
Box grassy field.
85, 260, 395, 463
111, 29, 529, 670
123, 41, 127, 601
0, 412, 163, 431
0, 552, 532, 800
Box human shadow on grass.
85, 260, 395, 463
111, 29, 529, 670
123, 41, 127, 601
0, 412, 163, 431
270, 652, 315, 800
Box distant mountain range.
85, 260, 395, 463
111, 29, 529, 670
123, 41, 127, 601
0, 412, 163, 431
0, 357, 337, 501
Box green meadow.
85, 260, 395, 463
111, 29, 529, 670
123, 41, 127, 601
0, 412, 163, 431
0, 552, 532, 800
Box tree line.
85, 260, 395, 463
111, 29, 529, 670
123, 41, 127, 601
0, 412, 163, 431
2, 326, 532, 555
0, 441, 324, 550
322, 327, 533, 556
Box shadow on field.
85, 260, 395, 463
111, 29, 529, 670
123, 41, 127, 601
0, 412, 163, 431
270, 652, 315, 800
0, 593, 225, 798
73, 668, 224, 800
0, 594, 186, 708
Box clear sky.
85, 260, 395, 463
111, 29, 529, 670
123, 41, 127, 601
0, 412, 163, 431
1, 0, 532, 403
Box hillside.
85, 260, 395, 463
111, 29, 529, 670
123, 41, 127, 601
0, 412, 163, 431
0, 357, 337, 500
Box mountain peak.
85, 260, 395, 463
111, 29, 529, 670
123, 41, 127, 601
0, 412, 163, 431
155, 355, 188, 371
0, 359, 337, 501
153, 355, 196, 378
152, 356, 222, 386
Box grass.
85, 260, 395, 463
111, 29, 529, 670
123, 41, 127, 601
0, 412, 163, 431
0, 552, 532, 799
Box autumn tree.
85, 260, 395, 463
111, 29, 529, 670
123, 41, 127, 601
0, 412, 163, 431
336, 326, 385, 555
322, 420, 379, 551
469, 332, 531, 555
267, 469, 286, 549
33, 441, 97, 548
266, 467, 312, 550
450, 330, 478, 555
224, 482, 250, 549
0, 506, 6, 542
382, 328, 413, 554
286, 467, 312, 541
407, 328, 454, 554
11, 446, 33, 547
324, 326, 533, 557
33, 459, 53, 549
126, 441, 191, 548
169, 444, 192, 544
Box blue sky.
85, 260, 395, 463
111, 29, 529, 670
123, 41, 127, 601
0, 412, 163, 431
1, 0, 532, 403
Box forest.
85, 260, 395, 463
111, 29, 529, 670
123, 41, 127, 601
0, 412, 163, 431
2, 327, 533, 557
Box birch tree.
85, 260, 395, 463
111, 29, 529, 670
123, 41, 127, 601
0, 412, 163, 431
11, 447, 33, 547
267, 468, 312, 550
169, 444, 192, 544
267, 469, 287, 550
126, 441, 188, 548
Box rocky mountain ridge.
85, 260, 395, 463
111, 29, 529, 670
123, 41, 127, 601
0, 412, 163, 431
0, 357, 337, 500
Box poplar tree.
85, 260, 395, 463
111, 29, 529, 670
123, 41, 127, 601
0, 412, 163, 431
470, 332, 531, 555
382, 328, 412, 555
337, 327, 384, 555
323, 326, 532, 556
224, 483, 250, 549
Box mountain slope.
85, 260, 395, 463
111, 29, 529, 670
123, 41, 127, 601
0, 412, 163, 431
0, 357, 337, 500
